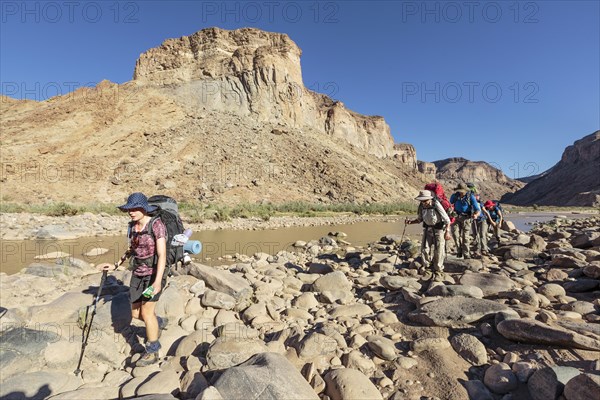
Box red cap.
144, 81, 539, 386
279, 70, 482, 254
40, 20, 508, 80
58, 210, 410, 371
484, 200, 494, 209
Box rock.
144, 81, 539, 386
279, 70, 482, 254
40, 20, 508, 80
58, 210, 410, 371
136, 370, 181, 396
213, 352, 319, 400
22, 263, 66, 277
408, 297, 510, 327
503, 245, 539, 261
324, 368, 383, 400
297, 332, 338, 359
312, 271, 354, 304
180, 371, 209, 399
189, 263, 252, 301
562, 301, 596, 316
292, 293, 319, 310
377, 310, 399, 324
379, 276, 421, 291
308, 263, 334, 274
201, 289, 236, 310
0, 327, 60, 379
0, 371, 82, 400
366, 335, 397, 360
425, 284, 484, 299
538, 283, 566, 298
563, 373, 600, 400
545, 268, 569, 281
205, 337, 269, 370
484, 363, 518, 394
570, 231, 600, 248
527, 234, 547, 252
196, 387, 224, 400
463, 380, 494, 400
411, 337, 451, 353
330, 304, 373, 318
46, 387, 121, 399
563, 279, 599, 293
583, 264, 600, 279
497, 319, 600, 351
459, 273, 516, 296
395, 356, 418, 370
528, 366, 581, 400
450, 333, 487, 365
342, 350, 376, 375
512, 361, 536, 383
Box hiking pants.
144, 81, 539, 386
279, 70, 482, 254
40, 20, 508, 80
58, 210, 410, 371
488, 220, 501, 242
421, 226, 446, 271
475, 219, 488, 252
454, 215, 473, 257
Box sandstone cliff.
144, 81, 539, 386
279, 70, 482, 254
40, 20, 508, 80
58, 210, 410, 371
502, 131, 600, 207
134, 27, 395, 158
0, 28, 424, 206
432, 158, 525, 201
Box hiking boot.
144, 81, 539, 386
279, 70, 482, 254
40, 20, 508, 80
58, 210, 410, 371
136, 351, 159, 367
433, 271, 445, 282
456, 252, 463, 258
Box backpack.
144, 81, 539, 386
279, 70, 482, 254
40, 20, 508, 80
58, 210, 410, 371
466, 182, 478, 194
128, 195, 185, 269
424, 182, 455, 221
491, 200, 503, 213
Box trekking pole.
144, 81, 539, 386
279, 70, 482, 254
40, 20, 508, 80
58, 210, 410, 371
393, 219, 409, 266
74, 251, 129, 376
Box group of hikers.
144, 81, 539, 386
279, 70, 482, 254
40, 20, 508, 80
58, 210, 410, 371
407, 182, 504, 282
86, 186, 503, 368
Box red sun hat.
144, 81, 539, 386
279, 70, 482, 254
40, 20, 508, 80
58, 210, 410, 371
483, 200, 495, 209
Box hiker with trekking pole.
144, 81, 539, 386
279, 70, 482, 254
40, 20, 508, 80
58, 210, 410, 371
449, 183, 481, 259
113, 192, 170, 367
406, 189, 451, 282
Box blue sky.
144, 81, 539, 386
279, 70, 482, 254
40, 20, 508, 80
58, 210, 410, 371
1, 1, 598, 178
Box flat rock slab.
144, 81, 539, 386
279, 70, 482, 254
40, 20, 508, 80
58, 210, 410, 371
459, 273, 516, 296
408, 297, 510, 327
189, 263, 252, 301
214, 352, 319, 400
497, 319, 600, 351
0, 371, 82, 400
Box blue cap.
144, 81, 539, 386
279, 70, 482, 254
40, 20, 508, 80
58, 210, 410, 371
117, 192, 157, 213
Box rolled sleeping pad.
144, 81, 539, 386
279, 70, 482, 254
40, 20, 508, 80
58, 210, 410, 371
184, 240, 202, 255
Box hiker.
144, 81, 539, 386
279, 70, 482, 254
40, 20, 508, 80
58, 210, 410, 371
483, 200, 504, 243
474, 195, 489, 255
449, 183, 481, 259
406, 189, 451, 281
118, 192, 168, 366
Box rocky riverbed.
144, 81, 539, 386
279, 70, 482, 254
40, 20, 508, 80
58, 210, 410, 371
1, 217, 599, 400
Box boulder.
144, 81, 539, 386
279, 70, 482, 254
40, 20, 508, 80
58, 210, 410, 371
528, 366, 580, 400
324, 368, 383, 400
213, 352, 319, 400
484, 363, 518, 394
450, 333, 487, 365
459, 273, 516, 296
497, 319, 600, 351
189, 263, 252, 301
408, 297, 510, 327
205, 337, 269, 370
563, 373, 600, 400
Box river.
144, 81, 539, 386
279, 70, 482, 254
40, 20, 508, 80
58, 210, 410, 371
0, 212, 593, 275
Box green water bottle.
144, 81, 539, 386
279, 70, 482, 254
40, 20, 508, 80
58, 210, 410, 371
142, 286, 154, 299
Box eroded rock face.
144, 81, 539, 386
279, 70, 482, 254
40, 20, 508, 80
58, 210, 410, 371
502, 131, 600, 206
134, 27, 395, 158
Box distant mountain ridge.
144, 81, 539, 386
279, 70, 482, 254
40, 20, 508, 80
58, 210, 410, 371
502, 131, 600, 207
431, 157, 525, 201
